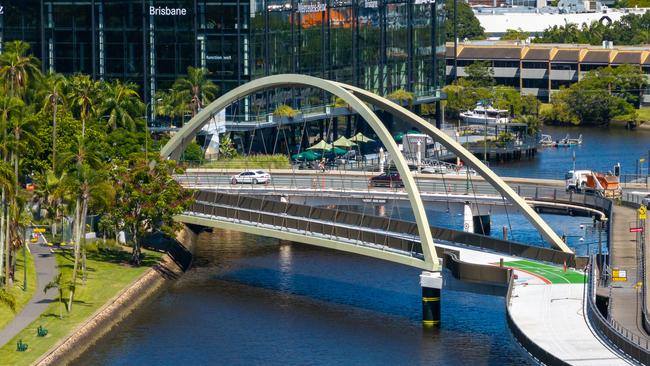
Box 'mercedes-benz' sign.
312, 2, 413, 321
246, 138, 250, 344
150, 6, 187, 16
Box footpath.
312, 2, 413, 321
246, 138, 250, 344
608, 204, 649, 340
0, 240, 57, 347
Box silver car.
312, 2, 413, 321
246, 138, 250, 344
231, 170, 271, 185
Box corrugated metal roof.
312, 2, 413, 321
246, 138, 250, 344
582, 50, 610, 63
612, 52, 642, 64
523, 48, 551, 60
553, 49, 580, 62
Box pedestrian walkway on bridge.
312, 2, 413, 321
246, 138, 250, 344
608, 204, 649, 341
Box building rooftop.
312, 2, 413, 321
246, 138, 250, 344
445, 40, 650, 64
474, 9, 649, 35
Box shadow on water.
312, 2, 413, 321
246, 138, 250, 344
72, 229, 534, 366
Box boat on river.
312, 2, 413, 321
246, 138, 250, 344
459, 102, 510, 124
539, 134, 582, 147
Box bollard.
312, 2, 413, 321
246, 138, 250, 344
420, 272, 442, 327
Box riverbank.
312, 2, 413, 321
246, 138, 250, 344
0, 244, 165, 366
36, 227, 197, 366
0, 248, 36, 330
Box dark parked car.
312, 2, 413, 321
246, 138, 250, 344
368, 172, 404, 188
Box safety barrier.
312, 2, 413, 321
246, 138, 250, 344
504, 272, 570, 366
443, 251, 511, 286
585, 256, 650, 364
191, 191, 578, 267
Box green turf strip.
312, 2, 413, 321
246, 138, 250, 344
502, 260, 586, 284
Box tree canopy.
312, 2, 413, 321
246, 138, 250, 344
534, 13, 650, 45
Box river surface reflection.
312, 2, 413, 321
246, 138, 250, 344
75, 230, 534, 366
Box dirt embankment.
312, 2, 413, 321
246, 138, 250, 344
34, 226, 198, 366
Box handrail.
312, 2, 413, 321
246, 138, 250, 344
504, 271, 570, 366
585, 255, 650, 364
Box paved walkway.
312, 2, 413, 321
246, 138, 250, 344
608, 204, 649, 339
438, 242, 630, 365
0, 241, 57, 347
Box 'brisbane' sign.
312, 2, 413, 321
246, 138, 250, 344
149, 6, 187, 16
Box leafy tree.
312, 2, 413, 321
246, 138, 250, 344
514, 114, 542, 135
115, 158, 193, 265
219, 136, 237, 159
442, 83, 492, 119
493, 87, 521, 116
273, 104, 299, 118
172, 66, 219, 117
501, 28, 530, 42
534, 13, 650, 45
183, 141, 204, 163
521, 94, 541, 116
464, 61, 495, 87
445, 0, 485, 41
387, 89, 415, 109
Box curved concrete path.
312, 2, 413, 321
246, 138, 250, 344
0, 240, 57, 347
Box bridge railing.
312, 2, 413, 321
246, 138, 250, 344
504, 271, 570, 366
585, 256, 650, 364
191, 191, 579, 267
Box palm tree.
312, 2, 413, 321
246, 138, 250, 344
34, 170, 66, 238
43, 273, 65, 317
155, 89, 189, 126
39, 73, 68, 172
58, 135, 106, 311
0, 96, 22, 287
0, 41, 41, 98
68, 74, 100, 137
172, 66, 219, 117
100, 80, 145, 131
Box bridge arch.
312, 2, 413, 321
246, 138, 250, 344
336, 82, 570, 253
162, 74, 570, 266
161, 74, 440, 270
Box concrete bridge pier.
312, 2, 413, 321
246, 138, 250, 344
420, 271, 442, 327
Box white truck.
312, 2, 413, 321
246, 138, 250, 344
565, 169, 622, 198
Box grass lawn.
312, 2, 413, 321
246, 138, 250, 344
0, 248, 37, 330
502, 260, 586, 284
0, 247, 162, 365
636, 107, 650, 122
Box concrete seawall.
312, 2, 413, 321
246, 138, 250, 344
33, 226, 198, 366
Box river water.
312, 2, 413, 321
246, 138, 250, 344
75, 126, 647, 366
491, 126, 650, 179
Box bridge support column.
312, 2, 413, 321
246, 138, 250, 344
420, 271, 442, 327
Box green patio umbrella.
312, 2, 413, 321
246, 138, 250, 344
393, 130, 420, 143
307, 140, 333, 151
349, 132, 375, 143
330, 147, 347, 155
292, 150, 321, 161
333, 136, 357, 148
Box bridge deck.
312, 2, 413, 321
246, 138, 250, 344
608, 204, 650, 340
510, 282, 631, 365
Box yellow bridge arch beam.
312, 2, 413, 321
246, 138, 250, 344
337, 82, 571, 253
161, 74, 440, 270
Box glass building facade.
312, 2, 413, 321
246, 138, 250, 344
1, 0, 446, 123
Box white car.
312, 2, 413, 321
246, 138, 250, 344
231, 170, 271, 185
